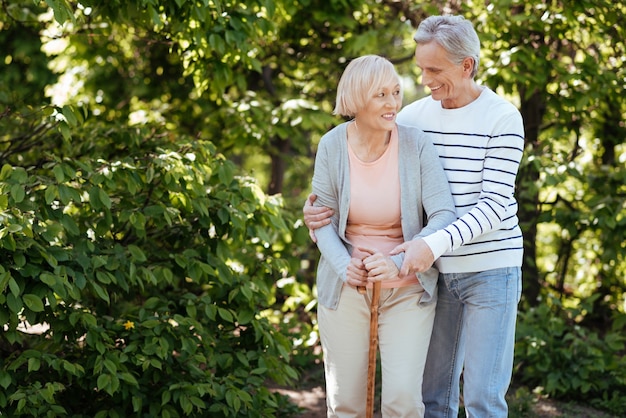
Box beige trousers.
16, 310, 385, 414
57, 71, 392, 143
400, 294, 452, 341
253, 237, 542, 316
318, 284, 436, 418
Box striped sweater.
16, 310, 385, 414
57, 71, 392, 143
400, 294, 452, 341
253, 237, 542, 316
396, 87, 525, 273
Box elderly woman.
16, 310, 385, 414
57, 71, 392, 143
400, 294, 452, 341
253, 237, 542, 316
310, 55, 455, 417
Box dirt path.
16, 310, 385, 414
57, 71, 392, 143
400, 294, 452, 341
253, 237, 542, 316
272, 381, 619, 418
271, 385, 328, 418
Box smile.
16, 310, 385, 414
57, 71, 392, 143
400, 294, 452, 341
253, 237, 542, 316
430, 85, 443, 91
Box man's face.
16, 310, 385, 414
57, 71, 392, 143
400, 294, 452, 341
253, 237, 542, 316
414, 41, 469, 109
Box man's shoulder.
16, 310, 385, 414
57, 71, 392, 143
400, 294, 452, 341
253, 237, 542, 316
402, 95, 432, 111
397, 96, 433, 125
481, 87, 521, 114
478, 88, 525, 135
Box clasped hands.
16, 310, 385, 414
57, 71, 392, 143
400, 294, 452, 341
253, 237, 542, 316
304, 194, 435, 278
347, 247, 399, 288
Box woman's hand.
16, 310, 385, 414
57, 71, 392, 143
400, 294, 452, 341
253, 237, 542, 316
359, 247, 399, 282
346, 256, 369, 288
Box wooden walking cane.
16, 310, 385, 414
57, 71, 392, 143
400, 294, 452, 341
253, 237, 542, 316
366, 281, 382, 418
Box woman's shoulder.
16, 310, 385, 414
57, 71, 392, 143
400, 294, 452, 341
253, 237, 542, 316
319, 122, 349, 145
395, 124, 438, 161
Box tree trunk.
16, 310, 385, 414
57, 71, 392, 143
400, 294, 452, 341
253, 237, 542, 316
268, 136, 290, 196
517, 86, 546, 306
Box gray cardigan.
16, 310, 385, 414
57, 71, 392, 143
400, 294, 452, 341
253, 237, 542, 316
312, 122, 456, 310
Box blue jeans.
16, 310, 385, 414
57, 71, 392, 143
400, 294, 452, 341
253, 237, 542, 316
423, 267, 522, 418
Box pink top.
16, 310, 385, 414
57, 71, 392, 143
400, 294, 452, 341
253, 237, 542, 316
345, 126, 421, 289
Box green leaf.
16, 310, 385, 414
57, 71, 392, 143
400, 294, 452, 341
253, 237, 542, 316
0, 371, 11, 389
237, 309, 254, 325
6, 293, 23, 313
120, 372, 138, 386
60, 214, 80, 236
97, 374, 111, 391
13, 253, 26, 267
10, 184, 25, 203
132, 395, 143, 412
8, 278, 20, 296
46, 0, 77, 24
9, 166, 27, 182
0, 270, 12, 293
161, 390, 171, 407
90, 282, 110, 304
53, 165, 65, 182
98, 188, 111, 209
59, 121, 71, 141
190, 396, 205, 410
142, 319, 161, 328
45, 185, 58, 204
23, 294, 45, 312
103, 359, 117, 374
218, 307, 233, 323
62, 105, 78, 126
218, 163, 234, 186
7, 224, 21, 233
28, 357, 41, 372
96, 270, 112, 284
0, 164, 13, 181
128, 245, 147, 262
58, 184, 80, 204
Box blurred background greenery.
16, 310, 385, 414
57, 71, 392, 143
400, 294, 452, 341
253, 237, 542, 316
1, 0, 624, 416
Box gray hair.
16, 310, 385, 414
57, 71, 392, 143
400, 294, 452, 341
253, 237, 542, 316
413, 15, 481, 78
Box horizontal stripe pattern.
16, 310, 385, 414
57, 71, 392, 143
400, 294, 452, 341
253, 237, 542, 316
397, 87, 525, 273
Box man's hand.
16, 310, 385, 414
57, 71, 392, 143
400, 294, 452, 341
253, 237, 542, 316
359, 247, 399, 282
302, 193, 333, 243
390, 239, 434, 276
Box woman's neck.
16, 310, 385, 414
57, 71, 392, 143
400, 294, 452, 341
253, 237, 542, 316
347, 120, 391, 162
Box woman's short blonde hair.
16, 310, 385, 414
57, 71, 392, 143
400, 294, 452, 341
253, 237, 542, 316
333, 55, 402, 118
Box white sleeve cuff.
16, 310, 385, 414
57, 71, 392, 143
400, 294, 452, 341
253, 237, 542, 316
422, 229, 451, 261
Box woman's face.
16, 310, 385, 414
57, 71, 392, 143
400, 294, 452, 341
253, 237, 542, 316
357, 78, 402, 132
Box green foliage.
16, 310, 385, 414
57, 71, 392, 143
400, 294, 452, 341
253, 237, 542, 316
0, 102, 301, 416
505, 387, 536, 418
1, 0, 626, 414
514, 296, 626, 415
475, 0, 626, 307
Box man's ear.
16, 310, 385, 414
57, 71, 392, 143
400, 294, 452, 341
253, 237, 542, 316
462, 57, 475, 77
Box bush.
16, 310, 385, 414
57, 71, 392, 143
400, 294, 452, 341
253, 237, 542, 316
514, 295, 626, 415
0, 110, 300, 416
